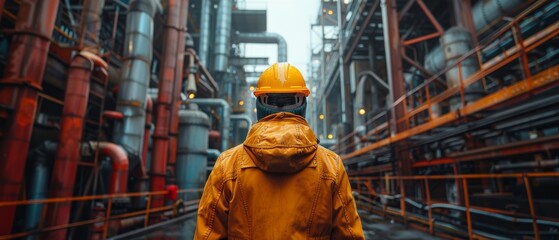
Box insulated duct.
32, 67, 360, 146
198, 0, 211, 66
235, 32, 288, 62
114, 0, 157, 158
214, 0, 233, 72
186, 98, 231, 152
424, 0, 524, 74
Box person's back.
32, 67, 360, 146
195, 63, 364, 239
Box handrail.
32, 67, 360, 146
335, 0, 558, 157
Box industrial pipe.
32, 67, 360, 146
79, 0, 106, 50
168, 1, 190, 182
142, 95, 153, 176
185, 98, 231, 152
151, 0, 183, 218
90, 142, 129, 194
0, 0, 60, 234
231, 114, 253, 127
198, 0, 211, 66
494, 159, 559, 171
424, 0, 524, 74
214, 0, 233, 72
114, 0, 157, 158
23, 141, 58, 239
45, 52, 108, 240
235, 32, 288, 62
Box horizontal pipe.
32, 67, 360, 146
494, 159, 559, 171
235, 32, 288, 62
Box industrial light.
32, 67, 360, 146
319, 114, 325, 120
239, 100, 245, 106
327, 10, 334, 15
359, 108, 366, 115
253, 108, 257, 113
327, 134, 333, 139
188, 93, 195, 99
249, 85, 255, 91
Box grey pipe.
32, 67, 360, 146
23, 141, 58, 239
235, 32, 288, 62
231, 114, 253, 127
186, 99, 231, 151
198, 0, 211, 66
214, 0, 233, 72
424, 0, 524, 74
114, 0, 157, 157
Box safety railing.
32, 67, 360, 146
351, 172, 559, 240
0, 188, 203, 239
333, 0, 559, 158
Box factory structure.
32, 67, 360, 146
0, 0, 558, 239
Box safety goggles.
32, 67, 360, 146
258, 93, 305, 110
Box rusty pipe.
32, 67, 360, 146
79, 0, 106, 50
0, 0, 60, 234
168, 0, 190, 183
151, 0, 183, 218
44, 51, 108, 240
90, 142, 129, 194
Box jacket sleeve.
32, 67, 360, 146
331, 157, 365, 240
194, 157, 230, 240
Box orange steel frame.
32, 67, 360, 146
351, 172, 559, 240
334, 0, 559, 159
0, 188, 203, 240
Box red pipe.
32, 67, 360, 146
168, 0, 190, 180
142, 94, 153, 176
151, 0, 182, 217
44, 51, 108, 240
0, 0, 60, 234
91, 142, 129, 194
103, 110, 124, 121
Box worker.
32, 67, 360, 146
194, 63, 365, 239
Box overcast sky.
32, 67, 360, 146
242, 0, 320, 82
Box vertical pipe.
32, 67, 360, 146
0, 0, 60, 234
198, 0, 211, 66
114, 0, 156, 159
151, 0, 182, 220
0, 0, 5, 20
79, 0, 107, 50
44, 53, 107, 240
142, 95, 153, 175
168, 0, 190, 181
214, 0, 232, 72
336, 0, 347, 125
23, 141, 58, 240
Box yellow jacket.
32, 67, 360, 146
195, 112, 364, 239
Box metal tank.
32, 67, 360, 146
177, 105, 210, 200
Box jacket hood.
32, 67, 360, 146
243, 112, 318, 173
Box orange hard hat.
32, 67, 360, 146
253, 63, 310, 97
